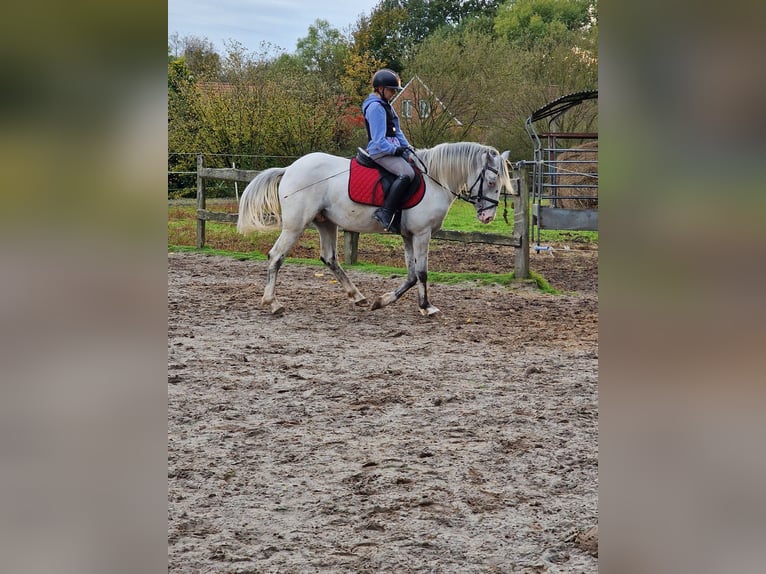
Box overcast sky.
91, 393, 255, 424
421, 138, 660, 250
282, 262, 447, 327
168, 0, 383, 56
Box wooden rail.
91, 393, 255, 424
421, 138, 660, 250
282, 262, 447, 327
199, 167, 260, 182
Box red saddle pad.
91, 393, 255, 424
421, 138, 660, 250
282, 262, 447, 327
348, 158, 425, 209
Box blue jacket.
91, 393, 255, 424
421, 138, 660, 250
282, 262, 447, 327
362, 93, 410, 157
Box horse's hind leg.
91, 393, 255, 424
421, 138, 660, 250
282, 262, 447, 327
262, 227, 303, 314
315, 221, 367, 307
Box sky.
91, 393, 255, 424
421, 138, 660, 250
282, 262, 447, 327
168, 0, 383, 56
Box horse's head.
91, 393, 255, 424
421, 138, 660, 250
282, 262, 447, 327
467, 147, 512, 224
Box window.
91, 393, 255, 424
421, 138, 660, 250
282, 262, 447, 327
401, 100, 412, 119
419, 100, 431, 119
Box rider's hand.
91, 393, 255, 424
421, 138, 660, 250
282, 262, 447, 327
394, 146, 406, 157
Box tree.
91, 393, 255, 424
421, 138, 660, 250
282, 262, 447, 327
168, 39, 361, 185
295, 19, 350, 87
399, 0, 503, 44
403, 25, 519, 145
494, 0, 595, 49
168, 51, 203, 197
352, 3, 409, 72
178, 35, 221, 79
169, 32, 182, 59
340, 53, 378, 95
404, 8, 596, 159
353, 0, 504, 72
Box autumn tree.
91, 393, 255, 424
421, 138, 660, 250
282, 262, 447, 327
351, 3, 409, 72
168, 40, 361, 196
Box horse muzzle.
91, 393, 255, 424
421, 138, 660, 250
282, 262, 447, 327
477, 207, 496, 224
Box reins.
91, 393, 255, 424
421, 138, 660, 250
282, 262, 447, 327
411, 148, 499, 213
280, 169, 350, 199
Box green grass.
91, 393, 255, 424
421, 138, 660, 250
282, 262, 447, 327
443, 199, 598, 244
168, 244, 558, 294
441, 198, 517, 233
533, 229, 599, 244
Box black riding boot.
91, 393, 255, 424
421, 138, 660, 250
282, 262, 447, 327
373, 175, 411, 233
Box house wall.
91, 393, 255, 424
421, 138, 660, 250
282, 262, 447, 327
391, 77, 460, 127
391, 79, 434, 124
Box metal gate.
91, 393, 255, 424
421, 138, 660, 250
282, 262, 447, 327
525, 90, 598, 247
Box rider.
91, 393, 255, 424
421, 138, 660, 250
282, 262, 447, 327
363, 68, 415, 234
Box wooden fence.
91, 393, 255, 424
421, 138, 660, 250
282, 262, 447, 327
193, 154, 531, 279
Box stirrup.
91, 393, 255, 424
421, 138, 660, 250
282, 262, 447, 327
373, 209, 399, 233
373, 209, 392, 227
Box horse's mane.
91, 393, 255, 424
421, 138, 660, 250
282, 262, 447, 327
416, 142, 510, 193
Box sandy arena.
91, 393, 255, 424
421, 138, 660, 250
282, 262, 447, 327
168, 244, 598, 573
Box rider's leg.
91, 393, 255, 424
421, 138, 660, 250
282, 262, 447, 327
371, 155, 415, 234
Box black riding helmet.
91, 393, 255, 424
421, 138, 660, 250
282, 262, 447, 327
372, 68, 403, 91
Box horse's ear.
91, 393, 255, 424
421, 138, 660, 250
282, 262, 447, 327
501, 150, 510, 162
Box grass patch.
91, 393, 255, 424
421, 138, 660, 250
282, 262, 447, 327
169, 245, 558, 294
443, 200, 597, 244
441, 199, 516, 233
532, 229, 599, 244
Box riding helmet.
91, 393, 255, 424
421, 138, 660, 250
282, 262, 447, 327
372, 68, 403, 91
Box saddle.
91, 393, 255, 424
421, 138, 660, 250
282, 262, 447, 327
348, 149, 425, 210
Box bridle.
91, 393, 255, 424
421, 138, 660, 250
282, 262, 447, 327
464, 160, 500, 215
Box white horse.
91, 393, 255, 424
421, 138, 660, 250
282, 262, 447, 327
237, 142, 512, 315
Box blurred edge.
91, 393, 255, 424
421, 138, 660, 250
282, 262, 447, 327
0, 1, 168, 574
601, 1, 766, 573
2, 0, 766, 573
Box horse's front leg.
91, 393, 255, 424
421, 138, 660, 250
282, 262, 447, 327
412, 232, 439, 316
315, 221, 367, 307
371, 235, 418, 311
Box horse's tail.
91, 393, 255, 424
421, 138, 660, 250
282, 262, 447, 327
237, 167, 286, 233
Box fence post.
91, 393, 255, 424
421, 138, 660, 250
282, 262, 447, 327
512, 165, 530, 279
232, 162, 239, 201
196, 154, 206, 249
343, 231, 359, 265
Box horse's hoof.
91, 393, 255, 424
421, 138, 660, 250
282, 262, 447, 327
353, 297, 368, 307
419, 305, 440, 316
371, 292, 396, 310
270, 302, 285, 315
